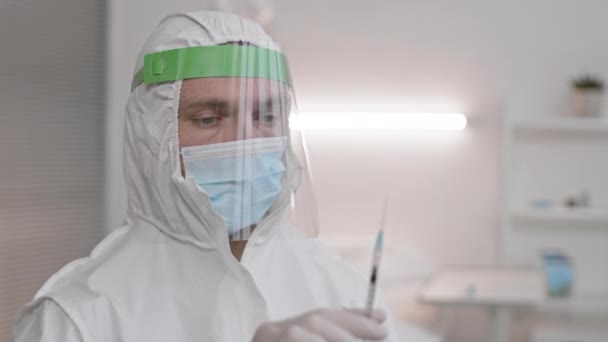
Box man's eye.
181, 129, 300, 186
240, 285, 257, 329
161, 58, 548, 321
193, 116, 219, 127
256, 108, 282, 124
260, 114, 276, 123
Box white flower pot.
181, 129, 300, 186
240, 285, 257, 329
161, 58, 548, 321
572, 89, 604, 117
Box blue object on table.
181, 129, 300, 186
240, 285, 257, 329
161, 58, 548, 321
542, 252, 573, 297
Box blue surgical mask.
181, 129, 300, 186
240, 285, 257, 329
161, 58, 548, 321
181, 137, 286, 236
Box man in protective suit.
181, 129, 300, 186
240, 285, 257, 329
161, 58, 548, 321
13, 11, 397, 341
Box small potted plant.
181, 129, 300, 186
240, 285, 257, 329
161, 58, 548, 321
571, 74, 604, 117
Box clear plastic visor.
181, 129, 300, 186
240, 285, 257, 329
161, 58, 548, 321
133, 45, 318, 240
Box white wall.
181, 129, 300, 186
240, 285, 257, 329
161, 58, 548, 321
108, 0, 608, 263
107, 1, 608, 341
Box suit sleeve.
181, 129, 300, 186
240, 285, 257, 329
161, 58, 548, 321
13, 299, 83, 342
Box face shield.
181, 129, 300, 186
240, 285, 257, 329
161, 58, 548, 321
132, 44, 318, 241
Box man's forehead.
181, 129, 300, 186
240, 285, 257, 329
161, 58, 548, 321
182, 77, 289, 98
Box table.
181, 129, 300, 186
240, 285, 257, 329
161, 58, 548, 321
419, 267, 545, 342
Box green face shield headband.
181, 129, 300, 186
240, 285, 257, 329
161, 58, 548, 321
131, 45, 292, 91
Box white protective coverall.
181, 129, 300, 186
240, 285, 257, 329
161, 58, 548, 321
12, 11, 399, 342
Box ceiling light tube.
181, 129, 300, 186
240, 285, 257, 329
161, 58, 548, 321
291, 112, 467, 130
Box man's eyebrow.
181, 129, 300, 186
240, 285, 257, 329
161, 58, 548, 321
262, 95, 281, 106
262, 93, 290, 106
182, 93, 290, 111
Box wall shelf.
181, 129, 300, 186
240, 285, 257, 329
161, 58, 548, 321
510, 207, 608, 224
512, 117, 608, 134
501, 112, 608, 299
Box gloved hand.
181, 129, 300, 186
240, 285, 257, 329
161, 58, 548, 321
252, 308, 388, 341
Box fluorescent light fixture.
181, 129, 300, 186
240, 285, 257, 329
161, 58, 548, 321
291, 112, 467, 130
